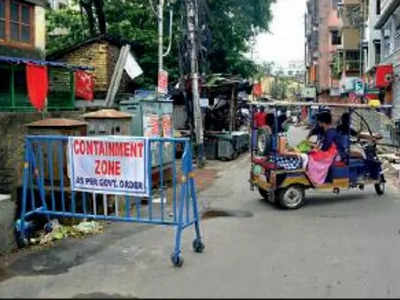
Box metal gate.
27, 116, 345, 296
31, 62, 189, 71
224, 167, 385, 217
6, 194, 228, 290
16, 135, 205, 267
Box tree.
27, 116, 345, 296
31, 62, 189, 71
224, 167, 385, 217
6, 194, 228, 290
46, 0, 276, 87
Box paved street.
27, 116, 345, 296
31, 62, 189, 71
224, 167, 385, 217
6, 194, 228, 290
1, 154, 400, 298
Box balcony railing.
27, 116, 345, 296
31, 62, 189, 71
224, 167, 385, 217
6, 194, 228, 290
345, 60, 361, 72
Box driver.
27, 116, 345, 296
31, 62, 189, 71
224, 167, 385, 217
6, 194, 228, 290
336, 112, 382, 160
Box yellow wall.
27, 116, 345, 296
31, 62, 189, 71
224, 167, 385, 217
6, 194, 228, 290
342, 28, 360, 50
260, 76, 274, 96
34, 6, 46, 51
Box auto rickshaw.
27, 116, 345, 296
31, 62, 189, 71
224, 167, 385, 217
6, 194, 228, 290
249, 101, 391, 209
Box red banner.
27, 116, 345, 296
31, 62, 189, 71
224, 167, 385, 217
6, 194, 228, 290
253, 83, 262, 97
75, 70, 94, 101
26, 63, 48, 111
158, 70, 168, 94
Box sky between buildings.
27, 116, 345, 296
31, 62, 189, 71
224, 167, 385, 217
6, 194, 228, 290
252, 0, 306, 69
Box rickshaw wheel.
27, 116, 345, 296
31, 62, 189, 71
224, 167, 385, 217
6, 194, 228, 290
375, 176, 385, 196
258, 187, 269, 200
278, 185, 305, 209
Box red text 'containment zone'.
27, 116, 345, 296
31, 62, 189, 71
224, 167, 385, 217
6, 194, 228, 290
74, 140, 144, 158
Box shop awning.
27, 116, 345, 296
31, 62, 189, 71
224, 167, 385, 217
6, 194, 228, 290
0, 55, 94, 71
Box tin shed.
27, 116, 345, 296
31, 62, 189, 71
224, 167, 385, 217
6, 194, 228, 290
82, 109, 132, 136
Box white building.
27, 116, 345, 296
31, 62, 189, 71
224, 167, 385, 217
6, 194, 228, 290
364, 0, 382, 74
285, 60, 306, 79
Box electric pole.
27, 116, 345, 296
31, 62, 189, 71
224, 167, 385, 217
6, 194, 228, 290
185, 0, 204, 167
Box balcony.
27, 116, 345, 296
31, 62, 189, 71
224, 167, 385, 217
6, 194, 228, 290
342, 0, 361, 6
342, 28, 361, 50
345, 60, 361, 73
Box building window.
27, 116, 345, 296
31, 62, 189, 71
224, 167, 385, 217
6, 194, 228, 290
0, 0, 5, 40
0, 0, 34, 46
331, 30, 341, 45
375, 42, 381, 64
377, 0, 381, 15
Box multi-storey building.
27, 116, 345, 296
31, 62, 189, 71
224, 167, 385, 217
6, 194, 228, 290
305, 0, 341, 98
375, 0, 400, 118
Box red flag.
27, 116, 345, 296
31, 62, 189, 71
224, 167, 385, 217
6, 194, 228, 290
26, 63, 48, 111
253, 83, 262, 97
75, 70, 94, 101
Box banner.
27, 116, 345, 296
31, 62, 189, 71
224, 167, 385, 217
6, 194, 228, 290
143, 114, 160, 137
158, 70, 168, 94
68, 136, 149, 197
124, 52, 143, 80
75, 70, 94, 101
162, 114, 173, 137
26, 63, 48, 111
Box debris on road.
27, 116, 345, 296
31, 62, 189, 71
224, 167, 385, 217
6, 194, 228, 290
30, 220, 104, 246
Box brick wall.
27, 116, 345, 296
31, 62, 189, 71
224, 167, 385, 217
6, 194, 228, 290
55, 41, 132, 99
55, 42, 109, 96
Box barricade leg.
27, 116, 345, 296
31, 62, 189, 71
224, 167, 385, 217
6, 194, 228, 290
171, 179, 187, 267
189, 177, 205, 253
16, 140, 32, 247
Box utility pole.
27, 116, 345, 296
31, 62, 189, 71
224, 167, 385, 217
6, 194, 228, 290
185, 0, 204, 167
158, 0, 164, 86
149, 0, 174, 99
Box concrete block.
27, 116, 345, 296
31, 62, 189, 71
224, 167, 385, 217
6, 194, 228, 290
0, 194, 17, 254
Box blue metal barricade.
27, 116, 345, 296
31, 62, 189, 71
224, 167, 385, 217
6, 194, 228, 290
16, 135, 205, 267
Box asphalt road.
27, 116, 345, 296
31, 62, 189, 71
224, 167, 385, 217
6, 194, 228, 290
1, 154, 400, 298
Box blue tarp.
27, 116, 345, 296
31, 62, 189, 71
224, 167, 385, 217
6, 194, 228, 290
0, 55, 94, 71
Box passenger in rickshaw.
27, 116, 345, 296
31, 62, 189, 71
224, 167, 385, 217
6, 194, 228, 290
336, 112, 383, 160
305, 111, 340, 185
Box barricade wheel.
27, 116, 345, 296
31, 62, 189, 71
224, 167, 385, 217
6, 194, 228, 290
16, 234, 29, 248
44, 222, 53, 233
193, 239, 205, 253
171, 254, 184, 267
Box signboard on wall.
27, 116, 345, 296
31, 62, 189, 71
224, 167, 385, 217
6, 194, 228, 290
301, 87, 316, 99
68, 136, 150, 197
354, 79, 365, 96
158, 70, 168, 94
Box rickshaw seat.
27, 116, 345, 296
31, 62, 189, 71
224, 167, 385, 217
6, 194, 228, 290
333, 161, 346, 167
252, 157, 277, 170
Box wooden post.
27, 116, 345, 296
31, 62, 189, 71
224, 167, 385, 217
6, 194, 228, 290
105, 45, 131, 107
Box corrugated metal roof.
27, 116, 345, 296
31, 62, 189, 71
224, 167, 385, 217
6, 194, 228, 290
0, 56, 94, 71
82, 109, 132, 119
26, 118, 88, 128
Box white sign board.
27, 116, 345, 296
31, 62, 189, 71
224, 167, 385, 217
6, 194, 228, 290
200, 98, 209, 107
354, 79, 365, 96
302, 87, 316, 99
124, 52, 143, 80
68, 136, 150, 197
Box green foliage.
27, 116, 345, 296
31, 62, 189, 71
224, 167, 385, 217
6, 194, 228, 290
46, 0, 275, 87
206, 0, 275, 77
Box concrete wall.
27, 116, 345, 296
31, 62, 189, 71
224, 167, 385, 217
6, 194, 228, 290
34, 6, 46, 51
317, 0, 334, 91
0, 194, 16, 254
366, 0, 381, 72
0, 111, 84, 199
342, 28, 361, 50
